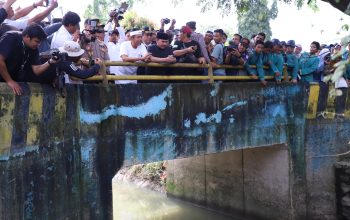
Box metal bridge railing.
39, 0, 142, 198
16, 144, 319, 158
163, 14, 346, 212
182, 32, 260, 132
74, 61, 289, 84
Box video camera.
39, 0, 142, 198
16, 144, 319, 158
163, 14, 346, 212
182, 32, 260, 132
88, 19, 99, 30
80, 19, 100, 43
227, 47, 238, 52
39, 49, 68, 62
163, 18, 171, 25
85, 19, 100, 34
109, 2, 129, 21
51, 49, 68, 61
226, 40, 238, 52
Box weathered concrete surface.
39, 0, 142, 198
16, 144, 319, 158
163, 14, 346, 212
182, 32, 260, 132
205, 150, 244, 215
166, 145, 290, 220
166, 156, 206, 204
0, 82, 348, 219
335, 160, 350, 219
0, 84, 82, 219
305, 120, 350, 220
243, 146, 291, 220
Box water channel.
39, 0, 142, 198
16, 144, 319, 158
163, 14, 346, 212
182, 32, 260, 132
113, 179, 242, 220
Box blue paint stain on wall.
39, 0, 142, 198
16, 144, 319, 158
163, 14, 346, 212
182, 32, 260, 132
223, 101, 248, 112
229, 115, 235, 123
183, 124, 219, 138
257, 102, 288, 128
195, 111, 222, 125
182, 101, 247, 133
184, 127, 204, 137
0, 145, 39, 161
262, 85, 301, 98
80, 139, 96, 161
270, 103, 287, 118
184, 119, 191, 128
210, 83, 220, 97
24, 191, 34, 219
80, 86, 173, 124
124, 129, 177, 164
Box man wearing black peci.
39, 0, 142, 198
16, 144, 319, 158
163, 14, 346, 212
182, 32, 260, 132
145, 32, 176, 83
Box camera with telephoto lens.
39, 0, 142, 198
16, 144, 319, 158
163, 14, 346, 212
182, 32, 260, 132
51, 49, 68, 61
39, 49, 68, 62
163, 18, 170, 24
110, 2, 129, 21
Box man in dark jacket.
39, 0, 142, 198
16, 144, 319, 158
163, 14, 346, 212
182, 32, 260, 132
0, 24, 54, 95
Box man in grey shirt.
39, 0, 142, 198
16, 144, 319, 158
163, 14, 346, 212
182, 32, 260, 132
186, 21, 211, 63
211, 29, 225, 76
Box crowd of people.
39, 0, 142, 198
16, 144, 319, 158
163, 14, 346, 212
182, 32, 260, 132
0, 0, 349, 96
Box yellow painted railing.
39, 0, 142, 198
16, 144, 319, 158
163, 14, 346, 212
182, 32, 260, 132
76, 61, 290, 83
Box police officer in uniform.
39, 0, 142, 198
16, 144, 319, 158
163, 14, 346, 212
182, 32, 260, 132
81, 20, 110, 72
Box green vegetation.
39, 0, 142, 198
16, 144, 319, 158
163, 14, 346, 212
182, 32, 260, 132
172, 0, 350, 16
237, 0, 278, 39
84, 0, 154, 29
120, 11, 156, 30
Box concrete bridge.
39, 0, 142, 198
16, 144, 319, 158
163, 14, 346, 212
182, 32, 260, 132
0, 82, 348, 219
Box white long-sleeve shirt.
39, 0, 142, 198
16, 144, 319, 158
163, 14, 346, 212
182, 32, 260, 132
50, 26, 73, 49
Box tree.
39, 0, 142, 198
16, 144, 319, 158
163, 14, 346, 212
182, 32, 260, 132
237, 0, 278, 40
84, 0, 116, 23
172, 0, 350, 16
120, 11, 156, 30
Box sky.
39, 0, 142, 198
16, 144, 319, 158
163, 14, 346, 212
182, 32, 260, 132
14, 0, 350, 50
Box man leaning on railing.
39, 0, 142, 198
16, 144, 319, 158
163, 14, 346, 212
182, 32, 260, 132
145, 32, 176, 83
119, 29, 151, 84
0, 24, 57, 95
172, 26, 205, 82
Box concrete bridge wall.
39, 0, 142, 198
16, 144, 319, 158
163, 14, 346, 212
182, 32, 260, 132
0, 82, 348, 219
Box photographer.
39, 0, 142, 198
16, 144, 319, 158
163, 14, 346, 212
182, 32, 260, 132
80, 19, 109, 74
160, 18, 175, 33
54, 41, 102, 83
225, 42, 249, 76
104, 5, 128, 43
0, 24, 56, 95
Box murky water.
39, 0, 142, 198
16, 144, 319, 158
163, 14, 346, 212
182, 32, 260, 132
112, 179, 241, 220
